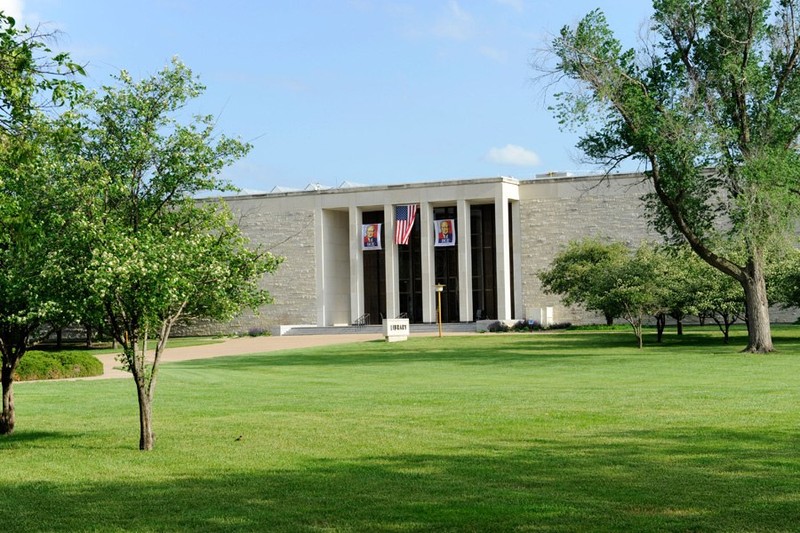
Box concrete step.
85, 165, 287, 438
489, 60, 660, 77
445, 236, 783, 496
280, 323, 477, 336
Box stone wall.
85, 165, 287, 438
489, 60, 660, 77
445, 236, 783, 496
518, 175, 659, 325
173, 195, 318, 336
517, 174, 799, 325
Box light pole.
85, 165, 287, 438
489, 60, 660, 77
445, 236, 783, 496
435, 284, 445, 338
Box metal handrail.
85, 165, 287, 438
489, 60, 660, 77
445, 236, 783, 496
352, 313, 370, 327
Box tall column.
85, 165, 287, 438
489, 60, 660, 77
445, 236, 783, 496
384, 203, 399, 319
511, 200, 523, 319
457, 199, 472, 322
349, 205, 363, 323
495, 191, 512, 320
315, 207, 326, 326
420, 201, 435, 322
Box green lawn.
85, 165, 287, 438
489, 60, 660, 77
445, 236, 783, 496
34, 335, 226, 354
3, 326, 800, 531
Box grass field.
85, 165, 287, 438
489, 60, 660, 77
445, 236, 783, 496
33, 335, 226, 354
2, 326, 800, 531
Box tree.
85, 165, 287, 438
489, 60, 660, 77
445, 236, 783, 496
545, 0, 800, 352
658, 245, 714, 337
603, 243, 670, 348
698, 265, 746, 343
768, 248, 800, 310
60, 59, 281, 450
538, 238, 629, 325
0, 14, 83, 435
539, 239, 672, 347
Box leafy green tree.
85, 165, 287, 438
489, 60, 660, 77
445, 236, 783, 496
545, 0, 800, 352
539, 239, 672, 347
538, 238, 629, 325
0, 14, 83, 435
768, 248, 800, 311
658, 245, 711, 337
698, 267, 746, 343
59, 59, 281, 450
663, 244, 745, 343
603, 243, 670, 348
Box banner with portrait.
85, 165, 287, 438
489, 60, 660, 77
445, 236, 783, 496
434, 219, 455, 247
362, 223, 383, 250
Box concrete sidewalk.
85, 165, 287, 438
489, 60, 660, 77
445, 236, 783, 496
90, 333, 386, 379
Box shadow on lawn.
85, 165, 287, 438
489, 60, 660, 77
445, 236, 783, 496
0, 430, 73, 445
1, 427, 798, 532
172, 331, 750, 372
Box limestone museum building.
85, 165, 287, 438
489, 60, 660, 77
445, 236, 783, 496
183, 172, 670, 335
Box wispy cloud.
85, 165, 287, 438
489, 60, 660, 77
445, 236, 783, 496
433, 0, 474, 41
486, 144, 541, 166
479, 45, 507, 63
494, 0, 524, 12
0, 0, 23, 21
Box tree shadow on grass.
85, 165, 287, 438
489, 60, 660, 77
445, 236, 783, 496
172, 331, 750, 373
1, 427, 798, 532
0, 431, 73, 446
171, 348, 610, 372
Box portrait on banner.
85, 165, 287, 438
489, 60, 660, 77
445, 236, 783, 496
434, 219, 455, 247
362, 223, 382, 250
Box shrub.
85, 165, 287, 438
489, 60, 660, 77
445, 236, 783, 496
15, 350, 103, 381
512, 320, 532, 332
247, 327, 270, 337
488, 320, 575, 333
487, 321, 510, 333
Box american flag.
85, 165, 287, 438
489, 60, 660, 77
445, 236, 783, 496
394, 204, 418, 245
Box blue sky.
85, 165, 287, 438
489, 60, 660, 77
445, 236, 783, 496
3, 1, 655, 193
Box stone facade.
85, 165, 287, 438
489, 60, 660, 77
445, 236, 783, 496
174, 173, 797, 335
518, 174, 659, 324
174, 195, 318, 336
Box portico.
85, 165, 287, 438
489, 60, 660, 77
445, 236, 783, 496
314, 177, 521, 326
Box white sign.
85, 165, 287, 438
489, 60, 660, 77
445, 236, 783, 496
382, 318, 410, 342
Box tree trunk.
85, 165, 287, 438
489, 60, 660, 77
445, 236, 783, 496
85, 324, 93, 348
604, 313, 614, 326
742, 261, 773, 353
655, 313, 666, 343
631, 319, 643, 349
126, 342, 156, 451
723, 319, 731, 344
676, 319, 683, 335
1, 361, 16, 435
136, 382, 155, 450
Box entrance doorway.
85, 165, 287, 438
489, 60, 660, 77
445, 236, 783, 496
362, 211, 385, 325
470, 204, 497, 320
434, 206, 459, 323
398, 217, 422, 322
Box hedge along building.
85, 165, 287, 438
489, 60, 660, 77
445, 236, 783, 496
179, 172, 662, 336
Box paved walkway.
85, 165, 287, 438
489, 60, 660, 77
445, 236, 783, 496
90, 333, 386, 379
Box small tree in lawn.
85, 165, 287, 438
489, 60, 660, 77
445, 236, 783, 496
604, 244, 670, 348
657, 245, 713, 338
68, 59, 281, 450
538, 238, 629, 325
675, 244, 746, 343
769, 248, 800, 312
0, 14, 84, 435
700, 267, 746, 343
